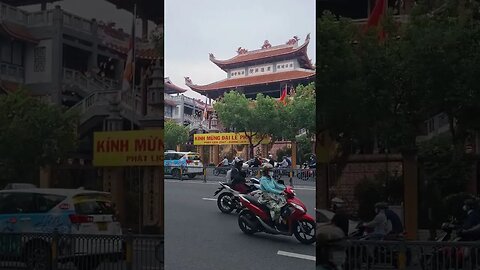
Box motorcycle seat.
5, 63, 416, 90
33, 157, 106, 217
243, 195, 270, 213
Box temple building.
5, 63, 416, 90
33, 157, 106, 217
184, 35, 315, 101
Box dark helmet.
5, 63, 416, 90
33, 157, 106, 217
375, 202, 388, 210
464, 198, 478, 210
235, 159, 244, 167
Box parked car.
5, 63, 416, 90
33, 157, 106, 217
164, 151, 204, 179
0, 188, 123, 269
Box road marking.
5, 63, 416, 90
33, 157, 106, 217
166, 179, 315, 191
202, 198, 217, 201
277, 250, 316, 261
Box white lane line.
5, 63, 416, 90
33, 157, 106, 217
202, 198, 217, 201
277, 250, 316, 261
166, 180, 315, 191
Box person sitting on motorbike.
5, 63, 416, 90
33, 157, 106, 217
278, 156, 291, 168
258, 163, 287, 226
384, 205, 404, 236
457, 199, 480, 240
268, 154, 275, 167
218, 156, 230, 167
308, 154, 316, 168
229, 159, 249, 193
330, 197, 349, 236
362, 202, 389, 240
251, 156, 262, 168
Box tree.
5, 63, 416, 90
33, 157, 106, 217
213, 91, 280, 159
164, 120, 189, 150
0, 90, 78, 183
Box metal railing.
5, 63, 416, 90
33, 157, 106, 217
0, 231, 163, 270
320, 239, 480, 270
164, 164, 316, 186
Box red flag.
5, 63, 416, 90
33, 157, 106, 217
279, 85, 287, 105
365, 0, 386, 40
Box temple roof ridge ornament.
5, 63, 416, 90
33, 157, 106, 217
184, 76, 193, 86
236, 47, 248, 54
209, 53, 215, 60
286, 35, 300, 46
261, 40, 272, 49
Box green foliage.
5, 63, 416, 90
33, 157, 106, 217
296, 134, 313, 164
354, 171, 403, 220
0, 90, 78, 182
164, 120, 189, 150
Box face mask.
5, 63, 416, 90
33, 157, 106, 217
463, 205, 468, 212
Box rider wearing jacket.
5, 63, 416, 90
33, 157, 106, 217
458, 199, 480, 240
230, 160, 248, 193
362, 202, 389, 240
258, 163, 286, 226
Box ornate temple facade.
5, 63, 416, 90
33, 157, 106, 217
184, 35, 315, 100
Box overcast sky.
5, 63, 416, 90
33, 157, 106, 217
165, 0, 316, 100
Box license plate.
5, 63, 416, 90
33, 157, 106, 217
97, 222, 108, 231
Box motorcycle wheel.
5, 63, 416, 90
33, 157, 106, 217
294, 220, 316, 244
238, 210, 257, 235
217, 192, 235, 214
213, 168, 220, 176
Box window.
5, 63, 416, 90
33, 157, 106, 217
37, 194, 66, 213
277, 65, 280, 69
267, 67, 271, 71
261, 67, 264, 72
250, 68, 253, 73
34, 46, 46, 72
289, 63, 293, 67
241, 71, 244, 74
255, 68, 258, 72
282, 65, 285, 68
0, 193, 36, 214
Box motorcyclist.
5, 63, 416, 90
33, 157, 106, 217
278, 156, 290, 168
362, 202, 389, 240
229, 159, 249, 193
257, 163, 286, 226
251, 156, 262, 167
268, 154, 275, 167
218, 156, 230, 167
384, 205, 404, 236
308, 154, 316, 168
330, 197, 349, 236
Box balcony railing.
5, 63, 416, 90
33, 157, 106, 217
0, 62, 24, 83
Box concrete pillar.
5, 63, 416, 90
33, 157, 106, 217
212, 145, 220, 165
39, 165, 52, 188
52, 5, 64, 105
103, 168, 126, 225
142, 166, 163, 233
403, 152, 418, 240
291, 141, 297, 168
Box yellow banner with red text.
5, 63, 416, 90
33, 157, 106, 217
194, 132, 271, 146
93, 130, 163, 167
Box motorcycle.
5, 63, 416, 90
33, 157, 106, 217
237, 186, 316, 244
213, 165, 231, 176
213, 178, 261, 214
297, 162, 315, 181
420, 220, 480, 270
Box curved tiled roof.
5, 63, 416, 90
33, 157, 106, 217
165, 77, 187, 94
210, 34, 312, 70
0, 22, 38, 44
185, 70, 315, 92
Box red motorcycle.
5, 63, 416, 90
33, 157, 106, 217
237, 186, 316, 244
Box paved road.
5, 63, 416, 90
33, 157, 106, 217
165, 179, 316, 270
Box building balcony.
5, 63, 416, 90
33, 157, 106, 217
0, 62, 24, 83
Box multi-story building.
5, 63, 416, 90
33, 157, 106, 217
184, 35, 315, 101
0, 0, 164, 232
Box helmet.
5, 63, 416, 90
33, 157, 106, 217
242, 163, 249, 170
261, 163, 273, 172
374, 202, 388, 210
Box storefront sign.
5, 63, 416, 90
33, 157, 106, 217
194, 132, 270, 145
93, 130, 163, 167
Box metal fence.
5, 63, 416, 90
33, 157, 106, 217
323, 239, 480, 270
164, 164, 316, 185
0, 232, 163, 270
